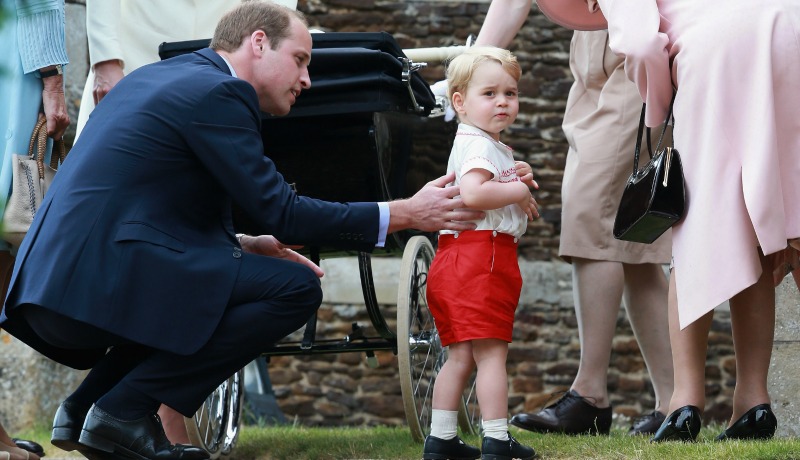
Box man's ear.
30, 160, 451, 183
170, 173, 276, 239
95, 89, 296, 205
251, 29, 270, 54
452, 92, 466, 114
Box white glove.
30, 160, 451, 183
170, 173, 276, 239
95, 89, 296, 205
430, 79, 456, 122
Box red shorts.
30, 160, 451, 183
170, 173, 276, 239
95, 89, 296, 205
427, 230, 522, 347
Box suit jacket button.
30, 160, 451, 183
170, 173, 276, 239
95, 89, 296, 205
233, 248, 242, 259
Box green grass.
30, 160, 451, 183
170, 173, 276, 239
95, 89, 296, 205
16, 423, 800, 459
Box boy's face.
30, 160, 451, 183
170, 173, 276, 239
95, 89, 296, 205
452, 60, 519, 140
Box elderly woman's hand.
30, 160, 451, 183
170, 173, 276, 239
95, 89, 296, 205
40, 68, 70, 140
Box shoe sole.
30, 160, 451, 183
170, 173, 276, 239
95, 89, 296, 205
481, 455, 536, 460
79, 429, 151, 460
51, 440, 116, 460
423, 455, 480, 460
509, 420, 607, 436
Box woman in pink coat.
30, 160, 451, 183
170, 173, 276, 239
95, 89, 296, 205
598, 0, 800, 442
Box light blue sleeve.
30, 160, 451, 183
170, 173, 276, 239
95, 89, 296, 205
15, 0, 69, 74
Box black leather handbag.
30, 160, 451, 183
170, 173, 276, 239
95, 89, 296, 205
613, 95, 685, 244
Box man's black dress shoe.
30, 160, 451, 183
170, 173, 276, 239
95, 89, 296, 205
51, 400, 91, 452
51, 401, 119, 460
715, 404, 777, 441
11, 438, 45, 457
481, 433, 535, 460
79, 405, 210, 460
628, 410, 666, 436
509, 390, 612, 435
423, 435, 480, 460
650, 405, 701, 442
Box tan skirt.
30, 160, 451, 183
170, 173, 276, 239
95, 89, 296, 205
558, 30, 671, 265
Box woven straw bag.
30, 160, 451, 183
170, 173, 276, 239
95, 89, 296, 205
3, 113, 67, 250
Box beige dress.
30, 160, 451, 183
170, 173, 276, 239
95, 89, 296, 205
559, 30, 671, 264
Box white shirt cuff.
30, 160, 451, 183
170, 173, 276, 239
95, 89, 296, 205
377, 202, 389, 247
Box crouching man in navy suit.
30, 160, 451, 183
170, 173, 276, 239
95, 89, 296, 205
0, 2, 484, 459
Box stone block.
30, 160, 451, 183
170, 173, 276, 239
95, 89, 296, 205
768, 276, 800, 438
0, 332, 87, 432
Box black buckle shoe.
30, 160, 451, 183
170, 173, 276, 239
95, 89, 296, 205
79, 404, 210, 460
509, 390, 612, 435
628, 410, 666, 436
423, 435, 480, 460
481, 433, 535, 460
715, 404, 777, 441
651, 405, 701, 442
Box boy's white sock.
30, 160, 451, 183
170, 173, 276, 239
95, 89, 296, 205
482, 418, 509, 441
430, 409, 459, 440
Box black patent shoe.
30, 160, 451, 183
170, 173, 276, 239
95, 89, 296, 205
715, 404, 777, 441
79, 404, 210, 460
628, 410, 666, 436
481, 433, 535, 460
12, 438, 45, 457
650, 405, 701, 442
423, 435, 480, 460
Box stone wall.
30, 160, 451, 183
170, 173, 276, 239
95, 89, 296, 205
267, 258, 739, 428
0, 0, 763, 434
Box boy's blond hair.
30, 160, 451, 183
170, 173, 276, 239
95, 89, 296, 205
445, 46, 521, 99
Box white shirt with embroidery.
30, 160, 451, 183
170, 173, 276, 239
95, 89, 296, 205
441, 124, 528, 239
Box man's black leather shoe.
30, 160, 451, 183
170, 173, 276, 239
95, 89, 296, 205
628, 410, 666, 436
51, 401, 118, 460
423, 435, 480, 460
79, 405, 210, 460
51, 400, 91, 452
481, 433, 535, 460
510, 390, 612, 435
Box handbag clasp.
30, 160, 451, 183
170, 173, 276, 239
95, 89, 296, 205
662, 147, 672, 187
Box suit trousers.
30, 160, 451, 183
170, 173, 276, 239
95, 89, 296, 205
21, 251, 322, 416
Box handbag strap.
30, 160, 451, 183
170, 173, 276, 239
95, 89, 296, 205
27, 113, 67, 174
28, 114, 48, 179
633, 92, 677, 174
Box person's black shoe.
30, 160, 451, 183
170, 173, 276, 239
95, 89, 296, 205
509, 390, 612, 435
628, 410, 666, 436
51, 401, 117, 460
481, 433, 535, 460
11, 438, 45, 457
51, 400, 91, 452
650, 405, 701, 442
422, 435, 480, 460
715, 404, 777, 441
79, 404, 210, 460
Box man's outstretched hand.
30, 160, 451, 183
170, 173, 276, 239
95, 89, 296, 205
387, 172, 484, 234
239, 235, 324, 277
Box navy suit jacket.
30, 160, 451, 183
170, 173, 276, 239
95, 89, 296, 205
1, 48, 379, 368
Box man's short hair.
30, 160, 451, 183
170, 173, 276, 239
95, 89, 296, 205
210, 0, 308, 53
